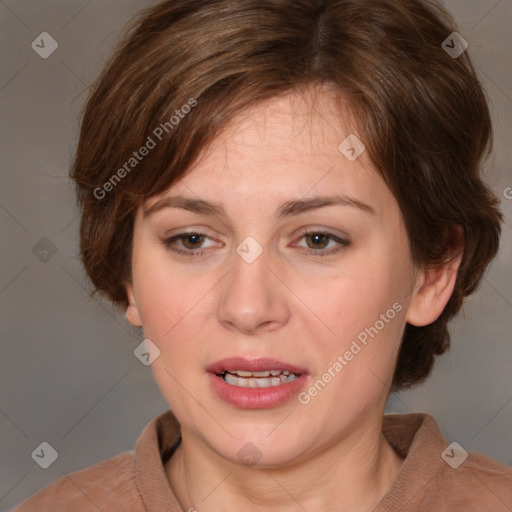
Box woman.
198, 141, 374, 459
15, 0, 512, 510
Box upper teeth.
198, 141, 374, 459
221, 369, 298, 388
227, 370, 291, 377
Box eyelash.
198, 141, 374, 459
161, 229, 351, 258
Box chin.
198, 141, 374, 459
209, 426, 309, 468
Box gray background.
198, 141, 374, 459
1, 0, 511, 510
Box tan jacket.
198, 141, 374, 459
14, 411, 512, 511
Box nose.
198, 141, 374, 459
216, 244, 290, 335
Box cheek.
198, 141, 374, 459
131, 242, 210, 342
132, 254, 213, 410
296, 252, 406, 349
297, 248, 411, 407
297, 265, 407, 411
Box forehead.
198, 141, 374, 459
143, 90, 394, 219
200, 90, 358, 166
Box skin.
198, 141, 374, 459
125, 87, 461, 512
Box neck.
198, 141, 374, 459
166, 414, 403, 512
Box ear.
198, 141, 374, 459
124, 279, 142, 327
406, 226, 464, 327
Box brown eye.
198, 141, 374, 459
161, 231, 217, 257
180, 233, 205, 249
304, 232, 330, 250
295, 229, 351, 258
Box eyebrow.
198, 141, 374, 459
143, 193, 376, 220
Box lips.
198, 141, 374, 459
206, 357, 308, 376
206, 357, 309, 409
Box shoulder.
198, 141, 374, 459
381, 413, 512, 511
439, 449, 512, 509
13, 409, 181, 511
13, 450, 142, 511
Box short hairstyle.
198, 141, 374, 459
70, 0, 502, 390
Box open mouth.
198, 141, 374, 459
218, 369, 300, 388
207, 357, 308, 409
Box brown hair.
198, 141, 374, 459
70, 0, 502, 390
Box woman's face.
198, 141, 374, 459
126, 89, 419, 467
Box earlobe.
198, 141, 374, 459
125, 280, 142, 327
406, 227, 464, 327
126, 305, 142, 327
